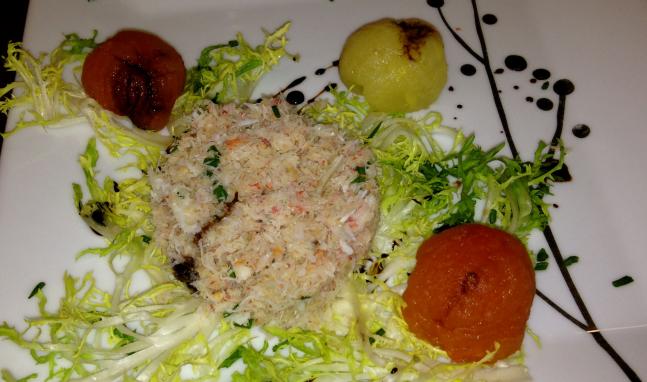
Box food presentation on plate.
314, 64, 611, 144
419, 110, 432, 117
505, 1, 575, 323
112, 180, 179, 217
1, 0, 646, 381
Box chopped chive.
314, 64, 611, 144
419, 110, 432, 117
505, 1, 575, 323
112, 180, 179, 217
351, 175, 367, 184
28, 282, 46, 299
536, 248, 549, 262
612, 275, 634, 288
563, 256, 579, 267
228, 40, 239, 47
228, 269, 236, 278
219, 346, 243, 368
112, 328, 135, 344
272, 340, 288, 352
234, 319, 254, 329
355, 166, 366, 175
374, 328, 386, 336
271, 105, 281, 118
541, 81, 550, 90
141, 235, 151, 244
534, 261, 548, 271
213, 184, 228, 202
488, 209, 497, 224
204, 146, 221, 167
367, 121, 382, 139
368, 337, 375, 345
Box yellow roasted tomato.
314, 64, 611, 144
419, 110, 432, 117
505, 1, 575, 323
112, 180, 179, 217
339, 18, 448, 113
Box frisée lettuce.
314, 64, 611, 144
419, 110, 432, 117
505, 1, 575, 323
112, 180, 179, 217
0, 26, 564, 382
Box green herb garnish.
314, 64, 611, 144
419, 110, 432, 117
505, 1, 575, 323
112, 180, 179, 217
214, 184, 228, 202
536, 248, 549, 262
28, 282, 45, 299
234, 319, 254, 329
219, 346, 243, 368
563, 256, 579, 267
272, 105, 281, 118
204, 145, 221, 168
612, 275, 634, 287
534, 262, 549, 271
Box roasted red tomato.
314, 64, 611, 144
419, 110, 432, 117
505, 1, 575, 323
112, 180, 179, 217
402, 223, 535, 363
81, 30, 186, 130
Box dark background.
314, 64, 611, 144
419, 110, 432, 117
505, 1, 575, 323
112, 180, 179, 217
0, 0, 30, 154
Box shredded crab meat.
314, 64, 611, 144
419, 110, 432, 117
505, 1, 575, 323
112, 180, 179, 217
150, 99, 379, 328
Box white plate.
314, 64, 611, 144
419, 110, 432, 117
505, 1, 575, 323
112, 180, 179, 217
1, 0, 646, 380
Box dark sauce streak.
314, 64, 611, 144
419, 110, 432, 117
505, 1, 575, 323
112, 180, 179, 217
536, 289, 588, 330
315, 60, 339, 76
433, 1, 641, 379
306, 83, 337, 104
549, 79, 575, 150
433, 0, 485, 64
525, 96, 534, 102
543, 226, 641, 381
494, 68, 504, 74
274, 75, 306, 97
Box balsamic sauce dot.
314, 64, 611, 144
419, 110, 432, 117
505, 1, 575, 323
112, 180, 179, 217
286, 90, 305, 105
448, 86, 454, 91
426, 0, 445, 8
460, 64, 477, 76
504, 55, 527, 71
453, 116, 457, 120
482, 14, 498, 25
530, 78, 537, 84
315, 68, 326, 75
536, 98, 554, 111
553, 79, 575, 96
532, 68, 551, 80
525, 96, 534, 102
513, 85, 519, 90
494, 68, 504, 74
332, 59, 339, 67
553, 203, 559, 208
572, 123, 591, 138
457, 104, 463, 109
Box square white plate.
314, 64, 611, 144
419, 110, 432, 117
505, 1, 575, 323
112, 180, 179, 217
1, 0, 646, 380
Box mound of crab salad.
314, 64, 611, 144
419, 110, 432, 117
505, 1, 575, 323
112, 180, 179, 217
150, 99, 380, 328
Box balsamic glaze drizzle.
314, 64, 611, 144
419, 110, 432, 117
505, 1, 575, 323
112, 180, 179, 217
432, 1, 640, 380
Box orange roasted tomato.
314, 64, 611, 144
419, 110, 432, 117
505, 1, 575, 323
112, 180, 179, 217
402, 223, 535, 363
81, 30, 186, 130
